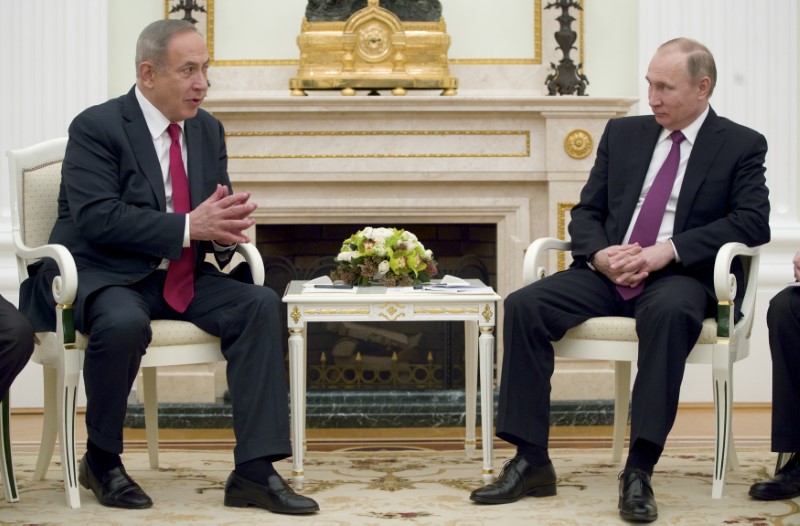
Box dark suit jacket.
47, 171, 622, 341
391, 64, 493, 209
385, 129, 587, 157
21, 87, 238, 331
568, 107, 771, 304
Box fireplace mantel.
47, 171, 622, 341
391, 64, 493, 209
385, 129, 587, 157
202, 90, 636, 286
192, 91, 638, 401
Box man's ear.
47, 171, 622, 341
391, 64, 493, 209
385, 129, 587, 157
697, 76, 712, 98
139, 62, 156, 88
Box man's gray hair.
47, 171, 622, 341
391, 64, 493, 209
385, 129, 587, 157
659, 37, 717, 97
135, 19, 200, 77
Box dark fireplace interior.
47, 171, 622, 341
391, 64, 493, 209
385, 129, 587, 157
257, 223, 497, 391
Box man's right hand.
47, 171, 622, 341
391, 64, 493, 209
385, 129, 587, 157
592, 244, 649, 288
189, 184, 257, 245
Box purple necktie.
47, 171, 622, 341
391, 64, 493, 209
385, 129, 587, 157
163, 123, 195, 313
617, 130, 685, 300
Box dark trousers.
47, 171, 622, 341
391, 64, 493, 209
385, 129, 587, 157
80, 270, 291, 465
0, 295, 35, 396
496, 267, 709, 452
766, 286, 800, 452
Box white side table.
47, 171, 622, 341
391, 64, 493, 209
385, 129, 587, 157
282, 280, 501, 488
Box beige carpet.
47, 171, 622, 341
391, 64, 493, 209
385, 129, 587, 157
1, 447, 798, 525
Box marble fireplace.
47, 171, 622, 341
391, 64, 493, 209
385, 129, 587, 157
129, 91, 638, 428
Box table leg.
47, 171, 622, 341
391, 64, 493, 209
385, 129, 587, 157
479, 326, 495, 483
464, 320, 477, 457
288, 326, 306, 488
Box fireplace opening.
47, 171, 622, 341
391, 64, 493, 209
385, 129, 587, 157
257, 224, 497, 390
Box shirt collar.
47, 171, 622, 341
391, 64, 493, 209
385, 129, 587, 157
657, 105, 709, 146
134, 85, 184, 140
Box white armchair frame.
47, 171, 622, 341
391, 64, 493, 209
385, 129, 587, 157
523, 237, 761, 499
8, 137, 265, 508
1, 391, 18, 503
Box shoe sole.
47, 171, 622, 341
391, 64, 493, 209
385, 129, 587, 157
618, 497, 657, 523
748, 488, 800, 501
224, 495, 320, 514
470, 483, 557, 504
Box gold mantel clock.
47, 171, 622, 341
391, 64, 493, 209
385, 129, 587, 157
290, 0, 458, 96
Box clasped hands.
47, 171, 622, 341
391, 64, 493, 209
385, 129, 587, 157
189, 185, 256, 245
592, 242, 676, 289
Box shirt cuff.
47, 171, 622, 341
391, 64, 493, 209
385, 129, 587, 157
586, 251, 598, 271
669, 239, 681, 263
183, 215, 191, 248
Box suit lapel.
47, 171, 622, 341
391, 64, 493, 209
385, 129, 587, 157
122, 89, 167, 212
674, 108, 724, 233
185, 118, 205, 208
616, 120, 662, 243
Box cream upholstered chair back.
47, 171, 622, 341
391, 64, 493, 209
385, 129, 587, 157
8, 138, 265, 508
522, 237, 761, 499
9, 137, 69, 283
21, 159, 63, 251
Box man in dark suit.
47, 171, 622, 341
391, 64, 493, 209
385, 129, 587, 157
19, 19, 318, 514
0, 295, 34, 400
748, 250, 800, 501
470, 38, 770, 522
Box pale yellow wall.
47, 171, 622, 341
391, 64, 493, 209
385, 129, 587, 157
107, 0, 639, 98
107, 0, 162, 97
582, 0, 639, 98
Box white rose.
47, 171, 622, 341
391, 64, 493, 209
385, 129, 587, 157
378, 260, 391, 274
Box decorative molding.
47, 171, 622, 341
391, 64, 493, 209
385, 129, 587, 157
563, 129, 593, 159
557, 201, 575, 271
225, 130, 531, 159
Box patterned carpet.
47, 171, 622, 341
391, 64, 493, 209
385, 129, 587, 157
1, 447, 798, 525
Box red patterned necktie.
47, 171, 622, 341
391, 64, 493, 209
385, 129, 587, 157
163, 123, 195, 312
617, 130, 685, 300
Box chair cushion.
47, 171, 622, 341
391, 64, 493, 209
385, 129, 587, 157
563, 316, 718, 344
76, 320, 218, 348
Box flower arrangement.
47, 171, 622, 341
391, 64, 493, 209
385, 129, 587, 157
330, 227, 438, 287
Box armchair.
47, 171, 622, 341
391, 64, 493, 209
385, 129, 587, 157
8, 137, 265, 508
523, 237, 761, 498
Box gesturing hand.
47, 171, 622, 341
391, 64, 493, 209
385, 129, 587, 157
189, 185, 257, 245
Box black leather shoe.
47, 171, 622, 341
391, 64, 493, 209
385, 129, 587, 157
78, 454, 153, 509
224, 471, 319, 514
749, 453, 800, 501
469, 454, 557, 504
618, 469, 657, 523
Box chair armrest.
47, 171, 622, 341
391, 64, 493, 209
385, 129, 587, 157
712, 242, 760, 302
712, 242, 761, 338
522, 237, 571, 286
235, 242, 265, 286
14, 241, 78, 306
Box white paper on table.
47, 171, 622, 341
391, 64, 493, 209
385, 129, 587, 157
418, 275, 494, 294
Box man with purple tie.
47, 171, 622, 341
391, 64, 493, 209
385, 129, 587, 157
470, 38, 770, 522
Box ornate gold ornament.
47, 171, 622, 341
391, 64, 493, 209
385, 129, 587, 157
481, 304, 494, 323
290, 305, 302, 324
378, 303, 407, 321
290, 0, 457, 96
563, 129, 593, 159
